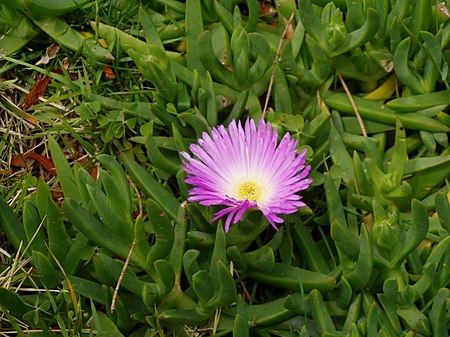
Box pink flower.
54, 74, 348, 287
181, 119, 312, 232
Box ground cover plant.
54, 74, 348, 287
0, 0, 449, 336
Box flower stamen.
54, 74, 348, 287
237, 181, 261, 202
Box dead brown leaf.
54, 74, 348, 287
104, 65, 116, 79
259, 0, 274, 16
10, 153, 56, 176
22, 68, 62, 109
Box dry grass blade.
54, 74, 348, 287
262, 13, 295, 119
110, 239, 137, 313
337, 71, 367, 137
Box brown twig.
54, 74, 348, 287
110, 239, 137, 313
262, 13, 295, 119
337, 71, 367, 137
110, 174, 143, 313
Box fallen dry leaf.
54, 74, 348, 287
36, 44, 60, 66
259, 0, 274, 16
104, 65, 116, 79
25, 153, 56, 174
11, 154, 28, 168
22, 68, 62, 109
10, 153, 56, 176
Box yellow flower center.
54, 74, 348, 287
237, 181, 261, 202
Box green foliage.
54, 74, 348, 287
1, 0, 450, 336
